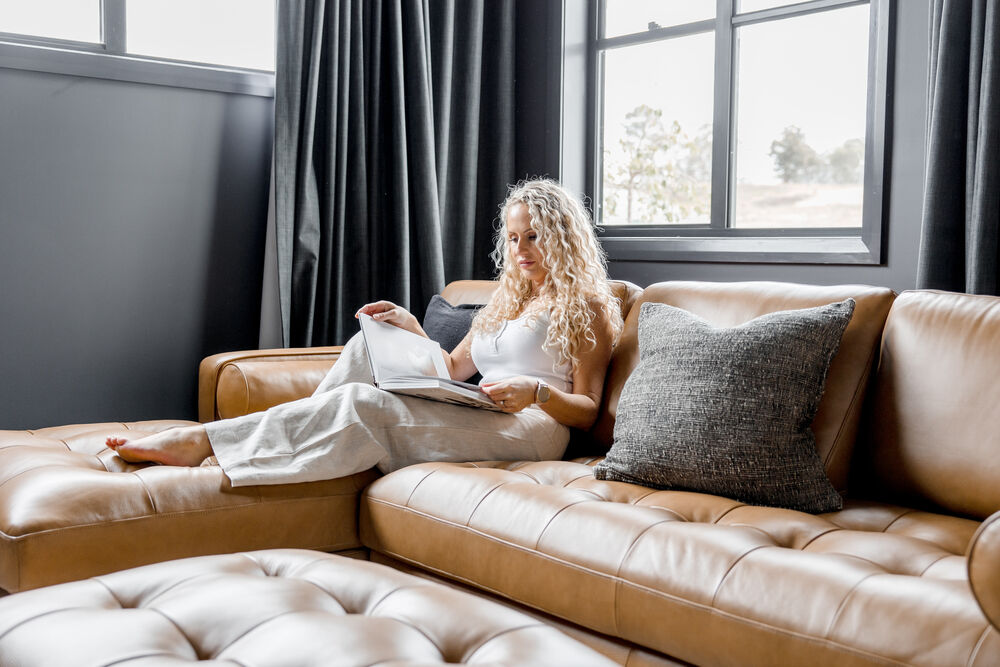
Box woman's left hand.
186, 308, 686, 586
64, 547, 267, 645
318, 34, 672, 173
481, 376, 537, 413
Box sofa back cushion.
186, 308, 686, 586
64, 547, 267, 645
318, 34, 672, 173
590, 281, 895, 494
859, 290, 1000, 519
440, 279, 642, 323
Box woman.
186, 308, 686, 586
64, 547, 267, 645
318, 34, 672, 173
107, 179, 623, 485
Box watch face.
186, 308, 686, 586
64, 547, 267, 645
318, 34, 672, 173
537, 383, 551, 403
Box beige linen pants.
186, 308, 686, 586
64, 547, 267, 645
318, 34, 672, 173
205, 333, 570, 486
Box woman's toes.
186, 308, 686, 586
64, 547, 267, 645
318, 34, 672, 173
106, 436, 126, 449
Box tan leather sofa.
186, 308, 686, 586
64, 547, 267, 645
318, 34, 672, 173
3, 280, 1000, 667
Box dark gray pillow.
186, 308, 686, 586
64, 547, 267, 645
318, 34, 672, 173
594, 299, 855, 513
422, 294, 484, 353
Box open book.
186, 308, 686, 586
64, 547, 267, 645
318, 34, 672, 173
358, 314, 503, 411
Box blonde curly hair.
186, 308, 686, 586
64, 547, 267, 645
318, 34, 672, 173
469, 178, 624, 369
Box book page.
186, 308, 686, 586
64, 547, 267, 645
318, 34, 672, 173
358, 314, 449, 383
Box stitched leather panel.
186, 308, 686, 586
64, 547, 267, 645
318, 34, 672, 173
362, 460, 996, 667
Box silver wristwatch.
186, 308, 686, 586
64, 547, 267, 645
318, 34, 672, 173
534, 380, 551, 404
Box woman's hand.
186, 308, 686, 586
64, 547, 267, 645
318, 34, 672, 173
481, 376, 538, 413
355, 301, 423, 336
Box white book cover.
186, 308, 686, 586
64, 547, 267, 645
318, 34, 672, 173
358, 314, 502, 411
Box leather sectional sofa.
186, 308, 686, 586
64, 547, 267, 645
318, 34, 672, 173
2, 279, 1000, 666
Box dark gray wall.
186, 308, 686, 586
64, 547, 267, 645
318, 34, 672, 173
0, 68, 272, 429
606, 0, 930, 293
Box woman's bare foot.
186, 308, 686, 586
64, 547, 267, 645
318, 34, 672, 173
106, 425, 213, 467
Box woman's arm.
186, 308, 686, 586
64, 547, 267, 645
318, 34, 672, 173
481, 301, 615, 429
443, 333, 479, 382
356, 301, 426, 336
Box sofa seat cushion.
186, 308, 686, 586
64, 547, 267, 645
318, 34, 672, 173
0, 421, 378, 593
361, 460, 1000, 667
0, 549, 616, 666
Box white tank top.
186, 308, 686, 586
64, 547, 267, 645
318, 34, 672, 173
470, 312, 573, 393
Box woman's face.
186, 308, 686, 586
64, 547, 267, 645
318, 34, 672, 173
506, 202, 547, 290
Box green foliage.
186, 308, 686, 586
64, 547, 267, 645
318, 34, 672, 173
769, 126, 824, 184
827, 138, 864, 184
769, 127, 864, 185
603, 105, 710, 224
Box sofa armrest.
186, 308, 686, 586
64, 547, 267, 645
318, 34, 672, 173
198, 346, 344, 422
969, 510, 1000, 632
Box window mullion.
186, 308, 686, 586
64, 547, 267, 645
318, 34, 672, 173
102, 0, 126, 54
709, 0, 735, 231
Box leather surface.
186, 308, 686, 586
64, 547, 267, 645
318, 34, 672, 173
862, 290, 1000, 519
969, 511, 1000, 632
372, 551, 692, 666
0, 422, 377, 593
362, 460, 998, 667
199, 346, 344, 421
0, 549, 616, 666
216, 358, 339, 419
590, 281, 895, 493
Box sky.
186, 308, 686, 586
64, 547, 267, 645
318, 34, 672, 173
602, 1, 870, 185
0, 0, 274, 71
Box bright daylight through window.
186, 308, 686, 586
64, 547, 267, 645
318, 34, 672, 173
0, 0, 274, 72
594, 0, 890, 263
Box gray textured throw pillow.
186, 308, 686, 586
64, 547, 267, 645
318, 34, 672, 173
594, 299, 855, 513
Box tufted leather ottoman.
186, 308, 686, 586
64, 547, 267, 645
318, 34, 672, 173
0, 421, 378, 593
0, 549, 616, 666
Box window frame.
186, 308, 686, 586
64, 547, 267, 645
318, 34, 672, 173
0, 0, 274, 97
588, 0, 893, 264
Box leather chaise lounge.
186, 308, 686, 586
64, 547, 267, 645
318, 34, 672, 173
3, 279, 1000, 666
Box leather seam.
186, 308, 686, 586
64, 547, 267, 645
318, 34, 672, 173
822, 571, 882, 640
796, 526, 844, 551
823, 333, 881, 474
129, 470, 158, 514
613, 518, 678, 637
465, 481, 514, 529
366, 585, 449, 657
917, 553, 951, 577
0, 607, 91, 643
532, 499, 591, 551
967, 624, 993, 667
564, 471, 598, 487
402, 468, 440, 509
103, 650, 205, 667
711, 502, 748, 524
881, 509, 915, 533
709, 544, 770, 608
460, 622, 542, 663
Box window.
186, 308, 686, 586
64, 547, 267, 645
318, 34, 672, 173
125, 0, 274, 72
592, 0, 892, 263
0, 0, 274, 96
0, 0, 102, 43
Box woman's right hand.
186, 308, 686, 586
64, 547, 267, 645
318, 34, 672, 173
355, 301, 423, 335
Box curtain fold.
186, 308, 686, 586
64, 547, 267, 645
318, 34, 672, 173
917, 0, 1000, 295
273, 0, 515, 347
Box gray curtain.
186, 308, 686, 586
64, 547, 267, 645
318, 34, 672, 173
917, 0, 1000, 294
274, 0, 515, 347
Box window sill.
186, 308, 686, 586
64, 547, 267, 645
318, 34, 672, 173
0, 40, 274, 97
599, 234, 880, 264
